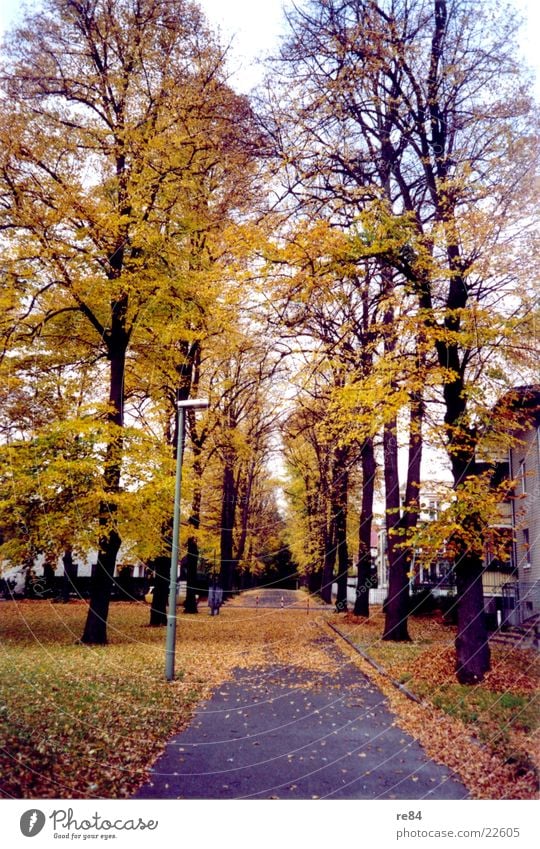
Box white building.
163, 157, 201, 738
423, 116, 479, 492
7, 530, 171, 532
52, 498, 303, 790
0, 550, 147, 597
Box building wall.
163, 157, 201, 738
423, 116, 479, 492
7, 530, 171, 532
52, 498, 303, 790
510, 425, 540, 585
482, 569, 510, 593
509, 425, 540, 623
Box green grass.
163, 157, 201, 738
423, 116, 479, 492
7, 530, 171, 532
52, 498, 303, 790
0, 600, 222, 798
430, 685, 536, 730
428, 684, 539, 775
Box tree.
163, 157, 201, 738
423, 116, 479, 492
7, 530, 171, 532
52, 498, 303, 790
262, 216, 426, 622
202, 334, 283, 596
0, 351, 103, 576
264, 0, 539, 681
282, 358, 368, 609
0, 0, 260, 642
282, 413, 329, 593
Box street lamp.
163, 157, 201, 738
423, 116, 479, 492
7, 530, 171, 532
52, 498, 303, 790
165, 396, 209, 681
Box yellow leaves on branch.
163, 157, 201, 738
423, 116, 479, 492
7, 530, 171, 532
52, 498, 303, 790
409, 473, 516, 565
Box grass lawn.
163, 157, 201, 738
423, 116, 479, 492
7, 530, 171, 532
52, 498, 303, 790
334, 608, 539, 796
0, 599, 331, 799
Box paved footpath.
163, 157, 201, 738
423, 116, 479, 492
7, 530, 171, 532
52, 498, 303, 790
135, 594, 468, 800
225, 588, 328, 609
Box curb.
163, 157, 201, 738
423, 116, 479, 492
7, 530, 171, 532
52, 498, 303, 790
326, 620, 425, 706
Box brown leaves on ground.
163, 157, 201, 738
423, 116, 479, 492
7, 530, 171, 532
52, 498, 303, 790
1, 599, 537, 801
333, 609, 539, 799
405, 642, 539, 696
0, 600, 335, 799
335, 635, 539, 800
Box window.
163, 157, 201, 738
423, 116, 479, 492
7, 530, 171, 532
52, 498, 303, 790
522, 528, 531, 570
428, 499, 438, 520
518, 459, 526, 492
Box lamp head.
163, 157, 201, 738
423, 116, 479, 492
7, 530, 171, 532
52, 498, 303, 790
177, 398, 209, 409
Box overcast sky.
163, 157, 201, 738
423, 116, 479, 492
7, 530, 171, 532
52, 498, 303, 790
0, 0, 539, 96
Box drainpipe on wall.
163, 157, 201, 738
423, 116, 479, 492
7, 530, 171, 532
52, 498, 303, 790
509, 444, 518, 579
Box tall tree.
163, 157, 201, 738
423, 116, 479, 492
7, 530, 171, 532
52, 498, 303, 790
264, 0, 539, 681
283, 401, 334, 598
0, 0, 259, 642
205, 337, 283, 596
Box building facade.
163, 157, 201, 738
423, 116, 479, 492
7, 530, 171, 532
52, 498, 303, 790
505, 388, 540, 624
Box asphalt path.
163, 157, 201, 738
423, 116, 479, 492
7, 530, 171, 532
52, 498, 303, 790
135, 595, 468, 800
226, 588, 327, 610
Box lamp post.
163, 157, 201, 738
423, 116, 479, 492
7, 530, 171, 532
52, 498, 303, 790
165, 396, 209, 681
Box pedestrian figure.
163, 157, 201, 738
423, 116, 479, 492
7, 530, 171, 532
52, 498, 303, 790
208, 585, 223, 616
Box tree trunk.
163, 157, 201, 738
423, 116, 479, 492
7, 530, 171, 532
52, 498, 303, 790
233, 460, 255, 572
43, 560, 56, 597
334, 452, 349, 613
306, 487, 324, 595
81, 334, 126, 644
335, 547, 348, 612
308, 566, 322, 595
448, 439, 491, 682
81, 527, 122, 643
184, 536, 200, 614
383, 547, 411, 640
401, 380, 424, 609
354, 437, 376, 616
184, 454, 203, 614
149, 555, 170, 626
219, 460, 237, 597
382, 421, 411, 642
320, 517, 336, 603
62, 547, 78, 602
455, 552, 491, 684
413, 280, 491, 678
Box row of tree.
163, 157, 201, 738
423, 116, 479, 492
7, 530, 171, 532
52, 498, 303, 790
0, 0, 286, 641
0, 0, 538, 684
259, 0, 539, 683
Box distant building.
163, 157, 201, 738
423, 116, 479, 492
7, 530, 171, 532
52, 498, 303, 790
0, 550, 147, 599
376, 483, 453, 595
355, 387, 540, 621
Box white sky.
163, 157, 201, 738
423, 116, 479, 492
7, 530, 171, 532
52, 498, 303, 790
0, 0, 539, 96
